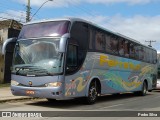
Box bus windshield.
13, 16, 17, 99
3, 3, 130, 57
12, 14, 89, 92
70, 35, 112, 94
12, 38, 64, 76
18, 21, 70, 39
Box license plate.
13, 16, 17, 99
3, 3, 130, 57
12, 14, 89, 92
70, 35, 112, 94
26, 90, 35, 95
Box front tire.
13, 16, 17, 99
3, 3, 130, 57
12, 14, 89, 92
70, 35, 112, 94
85, 81, 98, 104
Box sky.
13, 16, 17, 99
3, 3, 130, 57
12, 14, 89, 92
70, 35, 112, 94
0, 0, 160, 52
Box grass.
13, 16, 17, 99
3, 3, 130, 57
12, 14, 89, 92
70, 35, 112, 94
0, 83, 10, 88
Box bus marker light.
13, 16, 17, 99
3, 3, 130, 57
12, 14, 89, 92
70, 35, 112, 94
26, 90, 35, 95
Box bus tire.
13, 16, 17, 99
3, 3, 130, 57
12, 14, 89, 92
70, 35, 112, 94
139, 81, 148, 96
85, 81, 98, 104
148, 90, 152, 92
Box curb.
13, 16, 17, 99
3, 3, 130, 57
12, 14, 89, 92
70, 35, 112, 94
0, 97, 41, 103
0, 87, 41, 103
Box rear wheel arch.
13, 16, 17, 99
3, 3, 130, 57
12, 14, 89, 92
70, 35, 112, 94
139, 79, 148, 96
134, 79, 148, 96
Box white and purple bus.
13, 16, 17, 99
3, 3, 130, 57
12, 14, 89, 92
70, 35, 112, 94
10, 18, 157, 104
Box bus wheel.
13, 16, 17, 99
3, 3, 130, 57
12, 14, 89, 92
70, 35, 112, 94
148, 90, 152, 92
140, 81, 148, 96
85, 81, 98, 104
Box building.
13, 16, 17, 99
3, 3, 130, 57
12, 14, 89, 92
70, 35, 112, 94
0, 19, 22, 83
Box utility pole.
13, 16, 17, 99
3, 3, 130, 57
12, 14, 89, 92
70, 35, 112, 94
26, 0, 31, 22
145, 40, 156, 47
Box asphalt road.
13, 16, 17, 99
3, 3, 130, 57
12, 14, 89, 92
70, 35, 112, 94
0, 90, 160, 120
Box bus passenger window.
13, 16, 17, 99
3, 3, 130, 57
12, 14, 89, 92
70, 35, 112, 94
119, 39, 125, 56
89, 29, 93, 49
139, 46, 145, 61
129, 43, 135, 59
124, 40, 129, 57
105, 35, 112, 53
153, 51, 157, 64
134, 45, 139, 60
110, 36, 118, 54
145, 48, 149, 62
149, 49, 153, 63
95, 32, 105, 51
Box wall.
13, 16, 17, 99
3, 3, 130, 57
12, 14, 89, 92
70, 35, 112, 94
0, 55, 4, 83
0, 28, 8, 42
0, 28, 8, 83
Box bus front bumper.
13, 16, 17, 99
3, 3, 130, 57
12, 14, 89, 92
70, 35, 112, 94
11, 85, 65, 100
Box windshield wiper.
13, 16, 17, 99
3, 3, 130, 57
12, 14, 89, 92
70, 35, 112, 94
15, 66, 56, 76
14, 65, 62, 76
15, 66, 33, 75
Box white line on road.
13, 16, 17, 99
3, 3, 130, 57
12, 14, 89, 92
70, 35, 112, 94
98, 104, 124, 109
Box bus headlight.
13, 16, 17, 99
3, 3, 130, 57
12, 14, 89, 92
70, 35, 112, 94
45, 82, 62, 87
11, 80, 19, 86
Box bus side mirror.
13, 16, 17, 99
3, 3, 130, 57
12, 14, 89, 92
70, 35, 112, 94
2, 37, 17, 55
59, 33, 70, 53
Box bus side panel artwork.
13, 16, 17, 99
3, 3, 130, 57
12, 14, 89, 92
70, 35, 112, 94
65, 52, 156, 97
65, 55, 93, 97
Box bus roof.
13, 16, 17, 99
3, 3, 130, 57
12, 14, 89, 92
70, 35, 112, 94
24, 17, 156, 51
